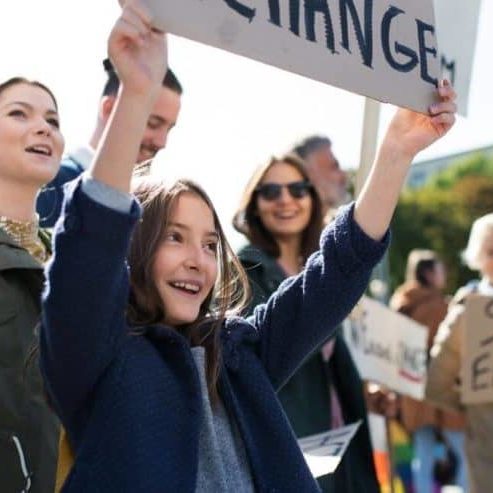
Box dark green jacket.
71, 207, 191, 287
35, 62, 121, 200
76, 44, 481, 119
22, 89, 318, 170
0, 228, 59, 493
238, 244, 379, 493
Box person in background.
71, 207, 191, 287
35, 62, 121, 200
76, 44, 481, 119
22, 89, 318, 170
427, 214, 493, 493
293, 135, 400, 470
0, 76, 62, 492
36, 57, 182, 227
390, 249, 467, 493
292, 135, 348, 215
233, 153, 382, 493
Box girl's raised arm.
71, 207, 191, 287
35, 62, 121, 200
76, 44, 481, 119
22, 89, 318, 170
248, 83, 457, 388
354, 82, 456, 240
90, 0, 167, 192
40, 1, 167, 418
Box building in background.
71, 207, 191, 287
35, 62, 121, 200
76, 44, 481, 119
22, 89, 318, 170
406, 144, 493, 189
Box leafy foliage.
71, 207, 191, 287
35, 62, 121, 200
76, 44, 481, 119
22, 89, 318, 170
389, 152, 493, 294
426, 152, 493, 190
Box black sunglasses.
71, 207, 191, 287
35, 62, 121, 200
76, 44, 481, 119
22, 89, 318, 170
255, 180, 312, 201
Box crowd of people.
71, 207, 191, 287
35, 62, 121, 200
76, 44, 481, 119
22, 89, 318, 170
1, 1, 491, 492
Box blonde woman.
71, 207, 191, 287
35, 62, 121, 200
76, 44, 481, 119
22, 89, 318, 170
426, 213, 493, 493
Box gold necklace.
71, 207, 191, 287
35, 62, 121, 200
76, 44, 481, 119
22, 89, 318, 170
0, 214, 47, 263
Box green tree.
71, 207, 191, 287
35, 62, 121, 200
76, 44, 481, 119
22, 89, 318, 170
389, 152, 493, 294
427, 152, 493, 190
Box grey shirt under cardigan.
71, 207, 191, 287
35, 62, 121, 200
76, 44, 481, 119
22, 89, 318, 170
192, 347, 254, 493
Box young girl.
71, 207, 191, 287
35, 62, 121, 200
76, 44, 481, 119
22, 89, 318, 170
0, 77, 63, 492
40, 1, 457, 491
426, 214, 493, 493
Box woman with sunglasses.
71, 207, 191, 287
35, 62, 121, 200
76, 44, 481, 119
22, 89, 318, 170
233, 155, 380, 492
234, 154, 322, 280
0, 76, 63, 492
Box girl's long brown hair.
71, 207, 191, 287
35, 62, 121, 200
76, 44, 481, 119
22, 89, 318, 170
128, 178, 250, 403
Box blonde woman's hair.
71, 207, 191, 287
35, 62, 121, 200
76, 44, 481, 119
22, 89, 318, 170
462, 213, 493, 271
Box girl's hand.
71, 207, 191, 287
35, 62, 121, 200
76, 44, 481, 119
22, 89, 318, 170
383, 80, 457, 161
354, 81, 456, 241
108, 0, 167, 97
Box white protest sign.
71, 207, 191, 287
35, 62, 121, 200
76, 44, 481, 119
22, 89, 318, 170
343, 296, 428, 399
143, 0, 440, 113
461, 295, 493, 404
299, 421, 362, 478
434, 0, 481, 115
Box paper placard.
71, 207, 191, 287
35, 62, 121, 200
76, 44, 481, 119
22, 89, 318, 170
462, 295, 493, 404
299, 421, 362, 478
434, 0, 481, 115
343, 296, 428, 399
143, 0, 440, 113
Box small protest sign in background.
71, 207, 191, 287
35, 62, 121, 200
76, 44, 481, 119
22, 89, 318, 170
343, 296, 428, 399
143, 0, 440, 113
299, 421, 362, 478
462, 295, 493, 404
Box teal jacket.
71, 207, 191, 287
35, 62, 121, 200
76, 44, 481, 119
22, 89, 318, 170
238, 244, 380, 493
0, 228, 59, 493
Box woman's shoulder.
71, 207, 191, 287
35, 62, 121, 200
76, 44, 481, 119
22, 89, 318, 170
0, 227, 42, 271
451, 281, 480, 306
237, 244, 273, 267
390, 281, 443, 313
434, 284, 479, 334
237, 244, 284, 282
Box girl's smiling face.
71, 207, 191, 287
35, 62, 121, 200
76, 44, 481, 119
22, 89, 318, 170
152, 192, 219, 327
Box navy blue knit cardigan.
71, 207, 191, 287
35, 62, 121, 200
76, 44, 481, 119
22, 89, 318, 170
40, 180, 388, 492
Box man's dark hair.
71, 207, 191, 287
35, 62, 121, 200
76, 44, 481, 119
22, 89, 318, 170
102, 58, 183, 97
292, 135, 331, 159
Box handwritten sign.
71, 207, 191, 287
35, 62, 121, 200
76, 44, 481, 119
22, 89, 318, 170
143, 0, 440, 113
434, 0, 481, 115
343, 296, 428, 399
299, 421, 362, 477
462, 295, 493, 404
